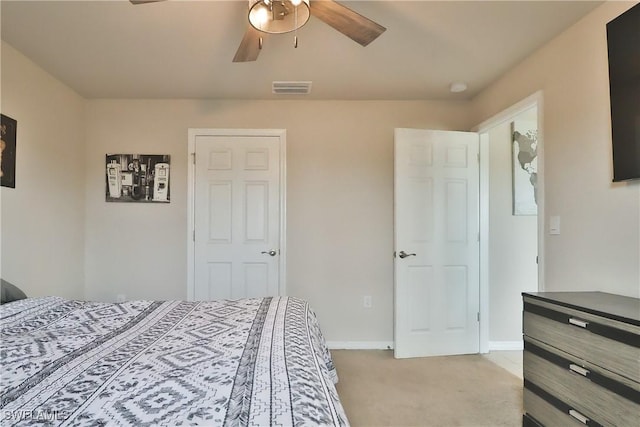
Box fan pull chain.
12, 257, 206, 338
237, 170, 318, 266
259, 36, 263, 50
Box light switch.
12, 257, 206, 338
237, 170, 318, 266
549, 216, 560, 235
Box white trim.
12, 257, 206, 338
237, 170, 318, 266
489, 341, 524, 351
187, 130, 196, 301
187, 128, 287, 300
327, 341, 394, 350
472, 90, 545, 353
473, 91, 543, 133
479, 132, 490, 354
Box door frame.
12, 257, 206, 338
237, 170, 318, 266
472, 91, 544, 353
186, 128, 287, 301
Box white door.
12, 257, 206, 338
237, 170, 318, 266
192, 132, 284, 300
394, 128, 480, 358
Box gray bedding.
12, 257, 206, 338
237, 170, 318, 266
0, 280, 27, 304
0, 296, 348, 426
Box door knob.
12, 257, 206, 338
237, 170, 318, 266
398, 251, 416, 259
261, 250, 277, 257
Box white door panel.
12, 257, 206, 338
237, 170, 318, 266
194, 134, 282, 300
395, 128, 479, 358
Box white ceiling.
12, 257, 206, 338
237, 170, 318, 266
1, 0, 603, 100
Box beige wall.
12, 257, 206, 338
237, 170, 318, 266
487, 109, 538, 344
84, 99, 471, 342
472, 1, 640, 298
4, 0, 639, 347
0, 42, 86, 299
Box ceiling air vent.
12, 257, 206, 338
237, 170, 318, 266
272, 81, 312, 95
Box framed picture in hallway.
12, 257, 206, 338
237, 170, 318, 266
105, 154, 170, 203
511, 120, 538, 215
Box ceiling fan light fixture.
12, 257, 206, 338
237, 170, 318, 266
248, 0, 310, 34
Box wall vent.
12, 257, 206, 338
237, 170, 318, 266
272, 81, 312, 95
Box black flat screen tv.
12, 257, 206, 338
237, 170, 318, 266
607, 4, 640, 182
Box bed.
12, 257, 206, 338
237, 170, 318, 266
0, 296, 349, 426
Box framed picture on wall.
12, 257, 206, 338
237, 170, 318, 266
105, 154, 170, 203
1, 114, 17, 189
511, 120, 538, 215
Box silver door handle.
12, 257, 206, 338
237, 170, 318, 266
261, 250, 277, 257
398, 251, 416, 259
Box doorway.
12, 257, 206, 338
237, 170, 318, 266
187, 129, 287, 301
475, 92, 543, 353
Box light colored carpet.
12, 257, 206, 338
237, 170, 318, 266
332, 350, 523, 427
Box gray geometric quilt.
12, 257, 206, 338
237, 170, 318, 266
0, 296, 349, 426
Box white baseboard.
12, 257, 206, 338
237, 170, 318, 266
328, 341, 522, 351
489, 341, 524, 351
327, 341, 394, 350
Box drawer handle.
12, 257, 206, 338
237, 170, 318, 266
569, 409, 590, 424
569, 364, 590, 377
568, 317, 588, 328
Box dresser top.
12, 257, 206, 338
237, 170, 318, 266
523, 291, 640, 326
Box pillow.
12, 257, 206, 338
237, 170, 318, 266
0, 279, 27, 304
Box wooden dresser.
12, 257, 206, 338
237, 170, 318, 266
522, 292, 640, 427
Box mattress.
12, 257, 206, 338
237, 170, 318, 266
0, 296, 348, 426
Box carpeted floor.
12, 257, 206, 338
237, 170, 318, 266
332, 350, 523, 427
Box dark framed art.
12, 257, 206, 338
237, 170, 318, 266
1, 114, 17, 188
105, 154, 170, 203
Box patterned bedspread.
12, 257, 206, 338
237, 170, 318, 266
0, 296, 349, 426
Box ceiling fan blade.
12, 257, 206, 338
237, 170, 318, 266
233, 27, 264, 63
130, 0, 166, 4
309, 0, 386, 47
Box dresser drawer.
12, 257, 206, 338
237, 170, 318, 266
523, 413, 543, 427
523, 388, 586, 427
524, 340, 640, 427
523, 302, 640, 382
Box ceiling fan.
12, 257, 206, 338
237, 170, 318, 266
130, 0, 386, 62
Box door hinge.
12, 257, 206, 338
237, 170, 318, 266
193, 230, 195, 242
477, 153, 480, 163
192, 152, 196, 164
477, 312, 480, 322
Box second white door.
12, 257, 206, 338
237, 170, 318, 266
394, 128, 480, 358
193, 132, 283, 300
